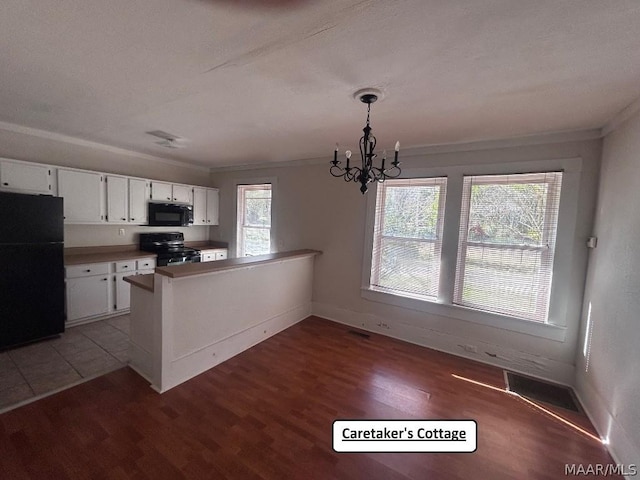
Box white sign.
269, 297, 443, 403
333, 420, 477, 453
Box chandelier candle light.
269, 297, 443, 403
330, 89, 401, 194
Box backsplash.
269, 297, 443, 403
64, 224, 209, 248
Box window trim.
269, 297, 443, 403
234, 178, 277, 257
369, 177, 447, 300
453, 172, 563, 322
361, 157, 583, 342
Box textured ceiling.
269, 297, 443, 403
1, 0, 640, 168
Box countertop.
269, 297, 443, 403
155, 249, 322, 279
184, 240, 229, 250
64, 242, 229, 266
64, 245, 155, 266
124, 273, 155, 292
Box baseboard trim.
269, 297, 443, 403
312, 302, 575, 385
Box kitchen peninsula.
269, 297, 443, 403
125, 249, 321, 392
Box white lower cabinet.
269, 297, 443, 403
114, 273, 132, 311
200, 248, 228, 262
66, 266, 110, 321
66, 257, 155, 325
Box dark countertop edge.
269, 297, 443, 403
155, 249, 322, 279
124, 273, 154, 292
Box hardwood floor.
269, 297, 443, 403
0, 316, 619, 479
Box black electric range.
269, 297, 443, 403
139, 232, 201, 267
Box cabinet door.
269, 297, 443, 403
0, 161, 54, 195
106, 175, 128, 223
114, 273, 131, 311
129, 178, 149, 224
58, 169, 105, 223
172, 184, 192, 204
206, 188, 219, 225
215, 250, 228, 260
66, 275, 110, 321
192, 187, 207, 225
151, 181, 172, 202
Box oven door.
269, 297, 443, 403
158, 253, 201, 267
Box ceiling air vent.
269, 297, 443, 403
145, 130, 187, 149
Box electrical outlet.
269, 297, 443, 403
118, 228, 125, 236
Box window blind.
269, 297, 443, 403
453, 172, 563, 322
371, 178, 447, 299
237, 184, 272, 257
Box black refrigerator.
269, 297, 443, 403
0, 191, 65, 349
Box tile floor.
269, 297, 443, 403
0, 315, 130, 412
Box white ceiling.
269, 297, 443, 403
2, 0, 640, 168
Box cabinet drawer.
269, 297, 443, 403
215, 251, 228, 260
202, 253, 215, 262
115, 260, 136, 273
136, 258, 156, 270
66, 263, 110, 279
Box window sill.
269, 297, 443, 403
361, 287, 567, 342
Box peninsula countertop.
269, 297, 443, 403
155, 249, 322, 279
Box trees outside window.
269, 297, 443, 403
237, 184, 271, 257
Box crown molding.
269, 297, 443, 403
601, 95, 640, 137
0, 121, 211, 173
210, 128, 603, 173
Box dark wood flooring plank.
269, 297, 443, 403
0, 316, 620, 479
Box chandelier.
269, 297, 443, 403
330, 89, 401, 194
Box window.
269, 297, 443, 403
237, 183, 272, 257
366, 170, 566, 327
454, 172, 562, 322
370, 178, 447, 300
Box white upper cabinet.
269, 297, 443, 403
1, 157, 215, 226
192, 187, 207, 225
150, 181, 173, 202
172, 184, 193, 204
129, 178, 150, 224
106, 175, 128, 223
206, 188, 219, 225
0, 160, 55, 195
150, 181, 193, 204
107, 176, 150, 225
58, 169, 105, 223
193, 187, 218, 225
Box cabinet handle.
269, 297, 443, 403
85, 269, 91, 272
102, 278, 107, 281
130, 218, 134, 221
2, 182, 8, 186
167, 197, 171, 200
207, 220, 211, 223
123, 266, 128, 269
121, 217, 126, 220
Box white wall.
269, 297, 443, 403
0, 126, 214, 247
64, 225, 209, 248
575, 111, 640, 465
211, 138, 601, 385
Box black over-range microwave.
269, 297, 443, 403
148, 202, 194, 226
